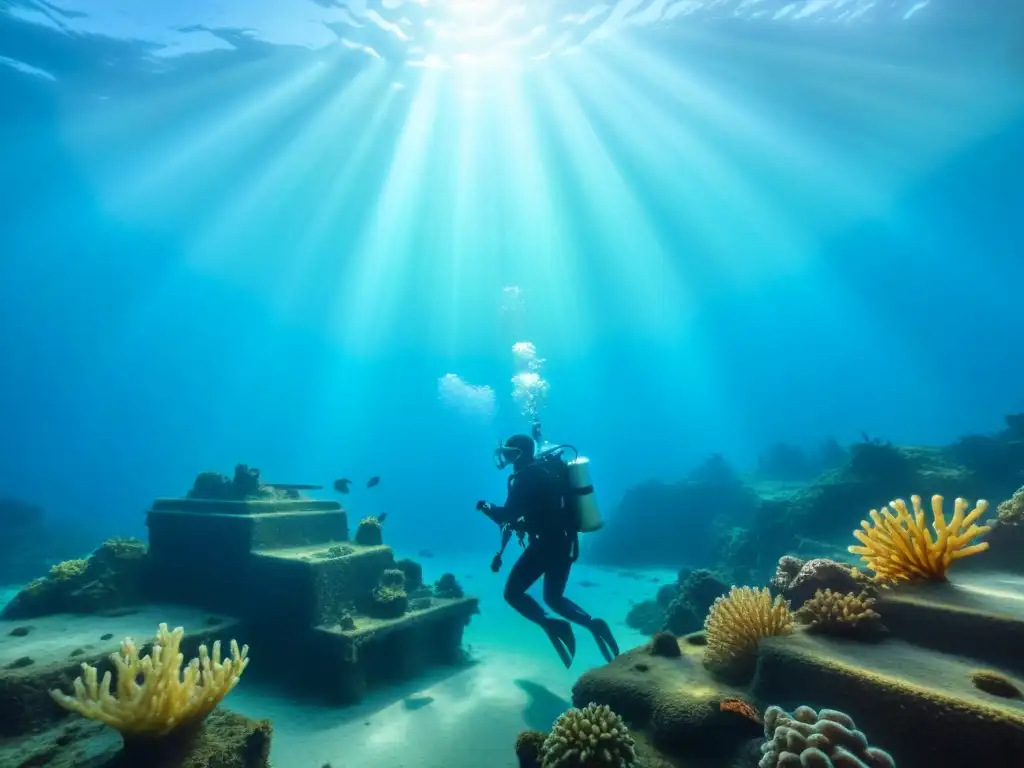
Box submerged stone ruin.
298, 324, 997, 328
0, 463, 478, 765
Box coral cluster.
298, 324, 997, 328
758, 705, 894, 768
704, 587, 793, 666
355, 516, 384, 546
796, 589, 886, 639
849, 494, 991, 583
540, 703, 637, 767
50, 622, 249, 739
769, 557, 862, 609
368, 569, 408, 619
996, 486, 1023, 525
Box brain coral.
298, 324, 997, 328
758, 705, 894, 768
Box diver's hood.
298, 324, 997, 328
493, 440, 521, 470
494, 434, 537, 470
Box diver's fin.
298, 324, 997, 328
589, 618, 620, 663
542, 618, 576, 669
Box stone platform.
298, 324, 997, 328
571, 571, 1024, 768
753, 631, 1024, 767
284, 595, 479, 704
143, 491, 479, 705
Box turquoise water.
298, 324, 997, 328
1, 2, 1023, 767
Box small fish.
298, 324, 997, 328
366, 476, 380, 488
333, 478, 352, 494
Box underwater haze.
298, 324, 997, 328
1, 0, 1023, 554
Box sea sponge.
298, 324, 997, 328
541, 702, 637, 767
758, 705, 894, 768
50, 622, 249, 739
796, 589, 885, 639
369, 573, 409, 619
648, 631, 681, 658
703, 587, 793, 666
379, 568, 406, 589
848, 494, 990, 583
355, 516, 383, 546
720, 697, 761, 725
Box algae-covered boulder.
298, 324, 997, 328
187, 463, 301, 501
571, 639, 761, 757
355, 516, 383, 546
1, 538, 148, 620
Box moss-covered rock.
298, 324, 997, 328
626, 569, 729, 638
572, 640, 761, 759
354, 517, 383, 547
186, 464, 300, 502
0, 707, 271, 768
1, 538, 149, 620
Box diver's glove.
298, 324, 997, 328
490, 553, 503, 572
476, 500, 491, 512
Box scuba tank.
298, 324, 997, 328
533, 422, 603, 534
566, 456, 602, 533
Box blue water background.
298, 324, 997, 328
0, 1, 1022, 560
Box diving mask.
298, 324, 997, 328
493, 440, 522, 470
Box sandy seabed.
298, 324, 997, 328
228, 556, 670, 768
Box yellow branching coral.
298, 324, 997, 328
848, 494, 991, 583
703, 587, 793, 665
50, 622, 249, 739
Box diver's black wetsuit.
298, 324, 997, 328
483, 458, 619, 667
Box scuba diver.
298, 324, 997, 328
476, 425, 620, 668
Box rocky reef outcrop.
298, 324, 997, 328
588, 454, 761, 569
1, 538, 148, 620
593, 416, 1024, 583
